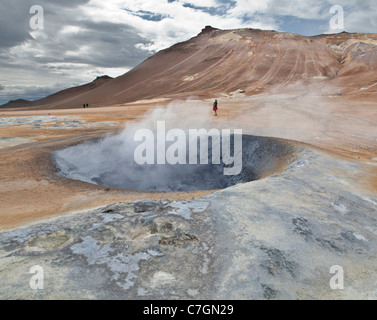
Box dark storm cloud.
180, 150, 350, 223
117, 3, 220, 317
0, 1, 32, 48
0, 0, 91, 49
0, 0, 152, 68
27, 19, 151, 69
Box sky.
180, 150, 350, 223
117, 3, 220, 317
0, 0, 376, 105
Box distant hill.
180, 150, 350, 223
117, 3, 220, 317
1, 99, 32, 109
0, 75, 113, 109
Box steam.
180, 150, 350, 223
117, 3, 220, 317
54, 100, 295, 191
221, 80, 344, 145
55, 101, 243, 191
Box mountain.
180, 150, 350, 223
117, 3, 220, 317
1, 99, 32, 109
2, 26, 377, 109
0, 75, 113, 109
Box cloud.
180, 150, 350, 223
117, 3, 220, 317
0, 1, 33, 49
265, 0, 325, 19
343, 1, 377, 33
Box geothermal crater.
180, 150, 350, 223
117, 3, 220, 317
54, 134, 297, 192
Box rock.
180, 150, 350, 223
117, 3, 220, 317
201, 26, 218, 33
133, 200, 159, 213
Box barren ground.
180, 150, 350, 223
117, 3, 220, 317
0, 95, 377, 299
0, 95, 376, 231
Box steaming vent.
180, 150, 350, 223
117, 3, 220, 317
54, 130, 296, 192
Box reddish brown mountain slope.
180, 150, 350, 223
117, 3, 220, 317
2, 27, 377, 109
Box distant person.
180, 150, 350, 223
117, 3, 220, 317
83, 104, 86, 109
213, 99, 218, 116
86, 104, 89, 108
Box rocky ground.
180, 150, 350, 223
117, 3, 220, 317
1, 145, 376, 299
0, 95, 376, 300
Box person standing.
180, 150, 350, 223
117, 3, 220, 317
213, 99, 218, 116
